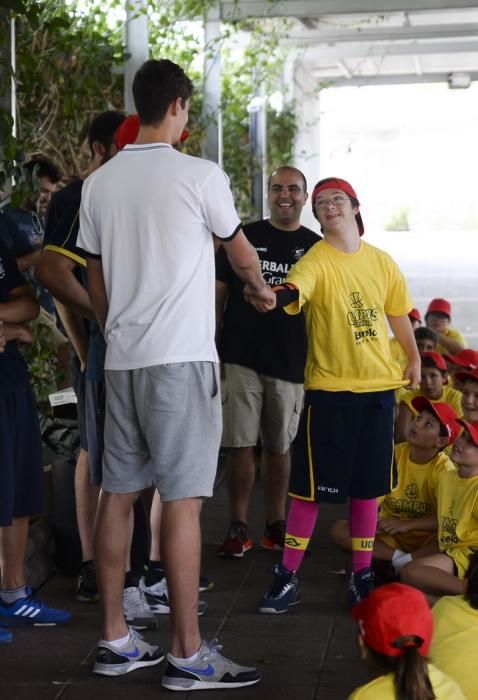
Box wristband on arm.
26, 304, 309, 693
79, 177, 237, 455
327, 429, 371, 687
272, 283, 299, 309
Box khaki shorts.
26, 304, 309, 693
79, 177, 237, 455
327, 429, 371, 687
378, 530, 436, 554
221, 363, 303, 454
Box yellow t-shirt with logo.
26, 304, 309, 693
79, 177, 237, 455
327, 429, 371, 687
389, 336, 408, 370
285, 240, 413, 392
378, 443, 454, 551
436, 469, 478, 575
431, 595, 478, 700
400, 386, 463, 418
437, 327, 467, 356
348, 663, 465, 699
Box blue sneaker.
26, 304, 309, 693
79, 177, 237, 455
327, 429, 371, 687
0, 587, 71, 626
0, 626, 12, 644
161, 639, 261, 691
258, 563, 300, 614
348, 567, 374, 607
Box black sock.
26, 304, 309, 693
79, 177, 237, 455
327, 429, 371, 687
144, 560, 165, 586
124, 570, 136, 589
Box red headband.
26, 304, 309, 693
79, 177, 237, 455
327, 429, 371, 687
311, 177, 364, 235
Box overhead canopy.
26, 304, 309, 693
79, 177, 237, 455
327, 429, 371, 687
218, 0, 478, 87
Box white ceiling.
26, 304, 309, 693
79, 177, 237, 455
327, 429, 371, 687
218, 1, 478, 87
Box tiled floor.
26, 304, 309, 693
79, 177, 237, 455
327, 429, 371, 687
0, 471, 373, 699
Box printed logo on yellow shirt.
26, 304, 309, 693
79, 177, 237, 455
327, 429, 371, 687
440, 500, 459, 546
346, 291, 379, 344
405, 483, 419, 500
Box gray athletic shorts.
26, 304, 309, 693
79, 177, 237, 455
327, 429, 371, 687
102, 362, 221, 501
221, 363, 303, 454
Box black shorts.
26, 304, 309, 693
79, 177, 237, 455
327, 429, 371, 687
0, 386, 44, 526
71, 355, 88, 452
289, 389, 396, 504
85, 379, 105, 486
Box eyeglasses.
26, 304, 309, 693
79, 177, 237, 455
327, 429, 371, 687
315, 195, 349, 210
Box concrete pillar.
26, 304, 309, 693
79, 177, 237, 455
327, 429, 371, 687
124, 0, 149, 114
203, 6, 222, 165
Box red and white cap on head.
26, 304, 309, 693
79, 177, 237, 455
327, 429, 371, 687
411, 396, 461, 445
408, 308, 421, 324
426, 298, 451, 318
311, 177, 364, 235
443, 349, 478, 370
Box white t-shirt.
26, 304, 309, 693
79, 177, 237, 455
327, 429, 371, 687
78, 143, 241, 370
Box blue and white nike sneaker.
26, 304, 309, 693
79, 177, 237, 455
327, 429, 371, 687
93, 627, 164, 676
161, 639, 261, 691
0, 587, 71, 626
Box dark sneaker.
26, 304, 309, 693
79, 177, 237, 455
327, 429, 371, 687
93, 627, 164, 676
348, 567, 374, 607
0, 587, 71, 626
258, 563, 300, 614
161, 639, 262, 691
123, 586, 158, 630
139, 577, 208, 616
199, 575, 214, 592
216, 521, 253, 559
260, 520, 286, 551
0, 626, 12, 644
76, 561, 99, 603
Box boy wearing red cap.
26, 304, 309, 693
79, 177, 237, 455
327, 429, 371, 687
331, 398, 458, 577
350, 583, 465, 699
255, 176, 420, 612
425, 298, 465, 356
402, 418, 478, 600
443, 348, 478, 391
396, 351, 462, 442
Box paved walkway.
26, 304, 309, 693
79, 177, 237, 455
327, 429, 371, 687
0, 469, 373, 699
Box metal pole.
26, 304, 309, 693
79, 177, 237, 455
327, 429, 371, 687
10, 17, 16, 139
124, 0, 149, 114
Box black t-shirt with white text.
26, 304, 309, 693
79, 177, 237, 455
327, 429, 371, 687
216, 219, 320, 383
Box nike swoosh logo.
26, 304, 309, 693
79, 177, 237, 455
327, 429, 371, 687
180, 663, 215, 676
122, 646, 140, 658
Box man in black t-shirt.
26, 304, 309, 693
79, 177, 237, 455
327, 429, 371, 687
216, 166, 320, 558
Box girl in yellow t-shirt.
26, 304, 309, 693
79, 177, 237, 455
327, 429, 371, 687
402, 418, 478, 601
431, 551, 478, 700
349, 583, 465, 700
396, 351, 462, 443
331, 397, 458, 576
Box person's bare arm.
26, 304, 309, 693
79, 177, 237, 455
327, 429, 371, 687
395, 403, 414, 443
222, 230, 274, 307
378, 516, 438, 535
36, 249, 95, 320
387, 314, 421, 389
215, 280, 229, 349
2, 322, 34, 345
0, 284, 39, 323
54, 299, 89, 371
434, 333, 464, 355
16, 247, 41, 272
85, 258, 108, 334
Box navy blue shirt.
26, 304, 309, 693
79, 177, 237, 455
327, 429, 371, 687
0, 240, 30, 394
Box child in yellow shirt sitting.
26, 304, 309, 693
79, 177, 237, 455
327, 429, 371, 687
349, 583, 465, 700
396, 351, 462, 443
331, 398, 459, 576
402, 418, 478, 601
431, 551, 478, 700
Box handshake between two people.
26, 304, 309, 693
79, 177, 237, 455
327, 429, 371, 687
243, 282, 277, 313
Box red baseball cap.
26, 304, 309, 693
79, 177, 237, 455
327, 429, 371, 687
456, 418, 478, 447
411, 396, 460, 444
455, 368, 478, 385
352, 583, 433, 658
443, 349, 478, 370
426, 298, 451, 318
420, 351, 447, 371
408, 308, 421, 323
311, 177, 364, 236
114, 113, 189, 150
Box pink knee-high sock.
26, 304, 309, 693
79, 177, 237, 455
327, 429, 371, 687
349, 497, 378, 573
282, 498, 319, 573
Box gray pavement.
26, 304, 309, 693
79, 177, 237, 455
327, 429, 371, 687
0, 468, 373, 700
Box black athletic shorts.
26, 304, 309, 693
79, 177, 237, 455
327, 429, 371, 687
71, 355, 88, 452
289, 389, 396, 504
0, 386, 44, 526
85, 379, 105, 486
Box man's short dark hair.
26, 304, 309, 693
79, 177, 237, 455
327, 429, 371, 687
132, 59, 194, 126
414, 326, 438, 344
24, 157, 61, 184
268, 166, 307, 193
88, 111, 126, 157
